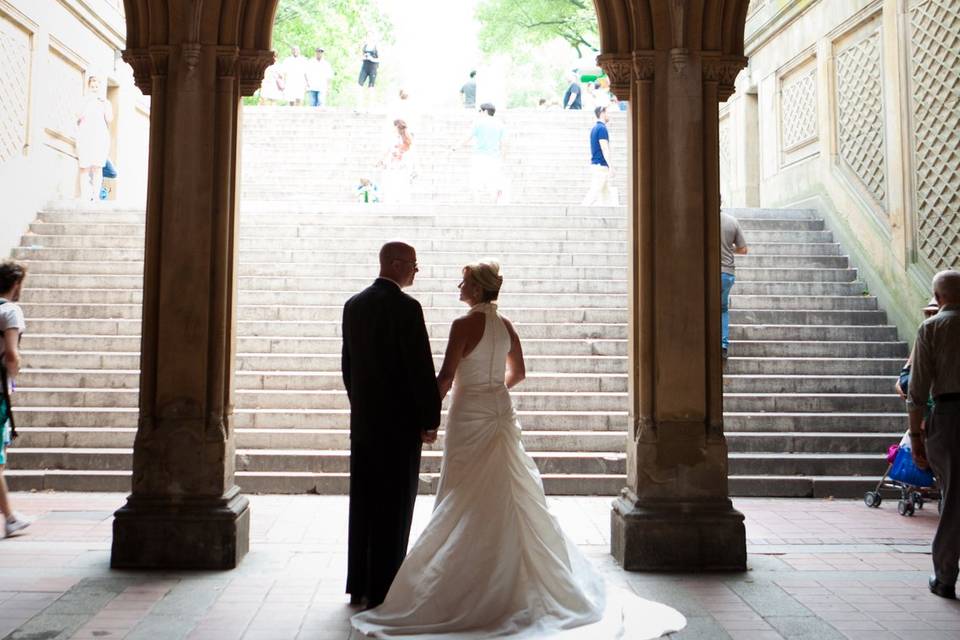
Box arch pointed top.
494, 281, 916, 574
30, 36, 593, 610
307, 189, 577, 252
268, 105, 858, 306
593, 0, 750, 55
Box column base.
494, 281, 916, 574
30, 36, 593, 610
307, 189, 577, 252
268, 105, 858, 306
611, 490, 746, 571
111, 486, 250, 570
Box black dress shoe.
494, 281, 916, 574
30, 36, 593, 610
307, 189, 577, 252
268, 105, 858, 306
929, 575, 956, 599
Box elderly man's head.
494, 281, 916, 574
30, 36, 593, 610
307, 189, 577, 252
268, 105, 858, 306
933, 269, 960, 306
379, 242, 418, 288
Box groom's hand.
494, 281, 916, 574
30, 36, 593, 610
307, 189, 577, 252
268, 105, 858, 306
421, 429, 438, 444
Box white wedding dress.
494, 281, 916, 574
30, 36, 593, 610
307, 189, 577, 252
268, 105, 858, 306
352, 303, 686, 639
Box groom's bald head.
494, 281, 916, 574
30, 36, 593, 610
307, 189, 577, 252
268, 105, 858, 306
379, 241, 418, 287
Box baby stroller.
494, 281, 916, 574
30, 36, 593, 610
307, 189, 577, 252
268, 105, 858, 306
864, 430, 940, 516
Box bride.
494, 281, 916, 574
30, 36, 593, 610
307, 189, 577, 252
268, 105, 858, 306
352, 259, 686, 639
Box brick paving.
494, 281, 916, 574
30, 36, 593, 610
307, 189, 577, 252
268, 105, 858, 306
1, 493, 959, 639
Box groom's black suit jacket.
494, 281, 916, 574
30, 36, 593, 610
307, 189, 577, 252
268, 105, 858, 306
341, 278, 441, 445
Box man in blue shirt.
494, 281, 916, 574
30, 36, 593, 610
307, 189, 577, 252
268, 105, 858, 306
582, 106, 616, 205
563, 72, 582, 109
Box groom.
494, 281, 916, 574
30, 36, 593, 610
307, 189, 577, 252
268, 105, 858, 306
342, 241, 442, 607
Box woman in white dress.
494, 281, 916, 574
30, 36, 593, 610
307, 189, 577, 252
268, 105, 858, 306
352, 260, 686, 639
75, 76, 112, 203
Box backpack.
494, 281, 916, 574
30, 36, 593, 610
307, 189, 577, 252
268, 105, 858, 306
0, 300, 18, 440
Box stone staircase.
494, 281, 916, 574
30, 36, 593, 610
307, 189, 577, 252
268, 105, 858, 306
3, 108, 907, 497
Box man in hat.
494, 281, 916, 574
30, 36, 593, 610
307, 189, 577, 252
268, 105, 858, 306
909, 269, 960, 599
305, 47, 334, 107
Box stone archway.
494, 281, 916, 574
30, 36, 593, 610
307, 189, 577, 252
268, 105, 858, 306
111, 0, 750, 571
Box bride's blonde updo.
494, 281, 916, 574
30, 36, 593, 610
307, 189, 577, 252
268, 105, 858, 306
463, 259, 503, 302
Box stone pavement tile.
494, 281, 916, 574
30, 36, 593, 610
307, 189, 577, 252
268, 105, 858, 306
891, 631, 960, 640
765, 615, 847, 640
728, 581, 813, 617
625, 578, 711, 618
124, 614, 198, 640
840, 631, 901, 640
670, 615, 733, 639
726, 631, 786, 640
7, 612, 88, 640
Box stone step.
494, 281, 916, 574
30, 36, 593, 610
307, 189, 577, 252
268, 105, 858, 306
10, 388, 631, 412
725, 357, 903, 375
19, 289, 884, 314
19, 351, 627, 373
18, 319, 897, 343
728, 452, 884, 477
730, 341, 906, 358
13, 427, 628, 452
5, 448, 630, 475
725, 432, 899, 453
12, 248, 633, 267
40, 202, 627, 219
12, 407, 628, 431
21, 225, 836, 245
12, 387, 905, 413
723, 393, 904, 413
723, 375, 900, 394
723, 412, 906, 432
19, 274, 870, 297
4, 447, 890, 478
15, 369, 899, 395
13, 427, 899, 457
21, 319, 626, 340
19, 260, 633, 280
20, 335, 628, 357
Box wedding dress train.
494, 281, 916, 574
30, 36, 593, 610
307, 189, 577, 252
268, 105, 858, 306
352, 303, 686, 638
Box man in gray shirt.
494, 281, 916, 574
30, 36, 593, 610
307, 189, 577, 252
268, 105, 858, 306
909, 269, 960, 599
720, 212, 748, 359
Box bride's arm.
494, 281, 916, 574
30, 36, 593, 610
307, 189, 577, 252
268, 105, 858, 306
503, 317, 526, 388
437, 318, 467, 400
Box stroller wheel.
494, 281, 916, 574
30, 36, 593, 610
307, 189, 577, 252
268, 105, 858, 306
898, 500, 915, 517
864, 491, 881, 508
913, 492, 924, 509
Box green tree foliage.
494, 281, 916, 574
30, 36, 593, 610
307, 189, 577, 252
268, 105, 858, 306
266, 0, 392, 105
475, 0, 599, 59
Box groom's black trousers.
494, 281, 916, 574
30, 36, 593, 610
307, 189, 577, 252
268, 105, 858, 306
347, 436, 423, 605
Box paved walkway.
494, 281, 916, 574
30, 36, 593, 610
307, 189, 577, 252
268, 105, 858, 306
0, 493, 958, 640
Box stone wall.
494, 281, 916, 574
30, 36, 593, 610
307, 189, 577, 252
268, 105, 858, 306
0, 0, 148, 257
722, 0, 959, 340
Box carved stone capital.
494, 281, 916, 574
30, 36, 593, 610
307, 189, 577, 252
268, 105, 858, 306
702, 55, 748, 102
238, 49, 276, 97
216, 46, 239, 79
122, 49, 152, 94
596, 53, 633, 100
182, 42, 202, 72
632, 51, 655, 81
122, 46, 170, 96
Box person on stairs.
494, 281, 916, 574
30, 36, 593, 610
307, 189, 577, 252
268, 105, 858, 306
0, 261, 31, 538
581, 106, 617, 206
908, 269, 960, 599
75, 76, 113, 203
720, 211, 748, 360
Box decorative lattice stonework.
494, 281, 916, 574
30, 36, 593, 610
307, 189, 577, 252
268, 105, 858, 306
0, 14, 31, 164
719, 115, 732, 206
46, 47, 84, 148
836, 30, 886, 206
781, 69, 817, 151
910, 0, 960, 270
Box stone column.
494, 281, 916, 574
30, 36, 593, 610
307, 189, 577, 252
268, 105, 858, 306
728, 71, 761, 208
110, 43, 273, 569
600, 50, 748, 571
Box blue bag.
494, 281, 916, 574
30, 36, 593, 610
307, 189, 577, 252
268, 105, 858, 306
889, 445, 935, 488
